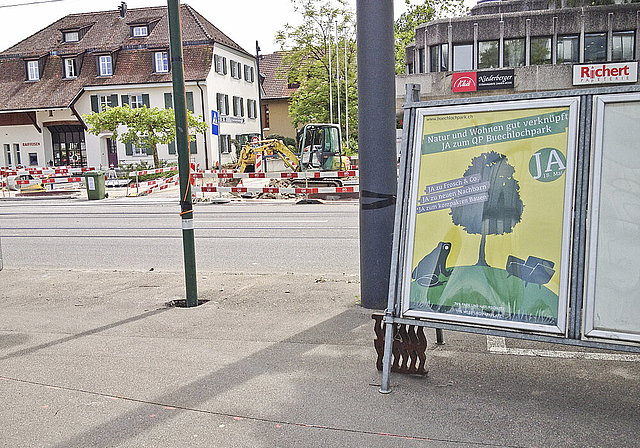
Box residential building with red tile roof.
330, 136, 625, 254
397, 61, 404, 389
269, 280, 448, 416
0, 2, 260, 169
259, 51, 299, 140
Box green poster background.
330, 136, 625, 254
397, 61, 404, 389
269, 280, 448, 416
408, 106, 571, 326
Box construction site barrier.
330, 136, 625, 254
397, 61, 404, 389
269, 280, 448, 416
195, 170, 359, 179
193, 185, 359, 195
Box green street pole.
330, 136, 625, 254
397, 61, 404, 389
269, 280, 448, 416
167, 0, 197, 307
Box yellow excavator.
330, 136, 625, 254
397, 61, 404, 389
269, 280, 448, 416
237, 124, 351, 187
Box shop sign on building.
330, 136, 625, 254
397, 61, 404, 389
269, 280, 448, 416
453, 70, 515, 93
573, 62, 638, 85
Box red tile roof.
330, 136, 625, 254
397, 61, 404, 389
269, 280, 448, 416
0, 4, 245, 112
260, 51, 299, 100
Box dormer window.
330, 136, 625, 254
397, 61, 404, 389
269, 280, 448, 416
132, 25, 148, 37
98, 55, 112, 76
27, 60, 39, 81
154, 51, 168, 73
64, 58, 77, 78
64, 31, 79, 43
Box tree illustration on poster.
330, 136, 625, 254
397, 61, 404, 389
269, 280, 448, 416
450, 151, 523, 266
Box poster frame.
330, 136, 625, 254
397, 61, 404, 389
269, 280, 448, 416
583, 92, 640, 343
400, 98, 580, 335
380, 85, 640, 394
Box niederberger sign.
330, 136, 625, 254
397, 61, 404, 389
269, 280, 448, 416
452, 69, 514, 93
573, 62, 638, 85
477, 69, 514, 91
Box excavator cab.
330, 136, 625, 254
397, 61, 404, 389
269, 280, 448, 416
299, 124, 346, 171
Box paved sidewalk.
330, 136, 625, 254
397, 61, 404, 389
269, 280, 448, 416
1, 268, 639, 447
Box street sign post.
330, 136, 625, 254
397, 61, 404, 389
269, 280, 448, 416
211, 110, 219, 136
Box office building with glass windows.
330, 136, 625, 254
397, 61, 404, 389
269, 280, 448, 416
398, 0, 640, 102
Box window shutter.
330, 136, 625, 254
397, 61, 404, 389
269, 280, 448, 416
223, 57, 227, 75
110, 94, 118, 107
142, 94, 150, 108
168, 141, 176, 155
190, 138, 197, 154
225, 95, 229, 115
91, 95, 99, 113
233, 97, 238, 116
186, 91, 194, 113
240, 98, 244, 117
164, 92, 173, 109
121, 95, 129, 106
125, 142, 133, 156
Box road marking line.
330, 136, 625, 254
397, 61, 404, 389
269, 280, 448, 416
196, 220, 329, 224
486, 336, 640, 362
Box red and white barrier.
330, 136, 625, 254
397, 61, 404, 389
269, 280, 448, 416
194, 170, 358, 180
1, 166, 96, 177
194, 185, 358, 195
133, 175, 179, 196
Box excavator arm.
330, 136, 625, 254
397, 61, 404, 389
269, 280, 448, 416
237, 139, 301, 173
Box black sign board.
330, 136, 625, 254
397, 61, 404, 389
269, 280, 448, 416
477, 69, 515, 90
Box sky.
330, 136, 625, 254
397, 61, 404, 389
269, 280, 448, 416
0, 0, 476, 55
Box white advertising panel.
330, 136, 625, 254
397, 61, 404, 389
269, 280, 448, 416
585, 93, 640, 343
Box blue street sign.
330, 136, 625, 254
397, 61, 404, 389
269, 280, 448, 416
211, 110, 219, 136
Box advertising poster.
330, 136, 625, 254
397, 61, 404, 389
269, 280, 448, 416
402, 100, 578, 333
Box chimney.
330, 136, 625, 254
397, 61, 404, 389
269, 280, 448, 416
118, 2, 127, 18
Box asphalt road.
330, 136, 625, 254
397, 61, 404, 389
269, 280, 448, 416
0, 198, 360, 275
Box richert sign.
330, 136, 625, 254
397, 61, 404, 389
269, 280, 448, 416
573, 62, 638, 85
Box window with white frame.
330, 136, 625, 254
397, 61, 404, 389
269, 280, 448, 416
129, 94, 144, 109
247, 99, 257, 119
230, 60, 242, 79
214, 54, 227, 75
217, 93, 229, 115
132, 142, 146, 156
98, 95, 112, 111
27, 60, 39, 81
232, 96, 244, 117
98, 55, 112, 76
244, 65, 255, 82
219, 134, 231, 154
132, 26, 148, 37
64, 58, 77, 78
64, 31, 79, 43
154, 51, 168, 73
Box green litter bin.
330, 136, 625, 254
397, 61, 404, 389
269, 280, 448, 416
84, 170, 106, 200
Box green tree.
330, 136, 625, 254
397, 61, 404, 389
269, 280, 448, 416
394, 0, 467, 74
84, 106, 207, 168
450, 152, 524, 267
275, 0, 358, 146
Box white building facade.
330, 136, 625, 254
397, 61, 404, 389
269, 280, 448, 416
0, 3, 260, 170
